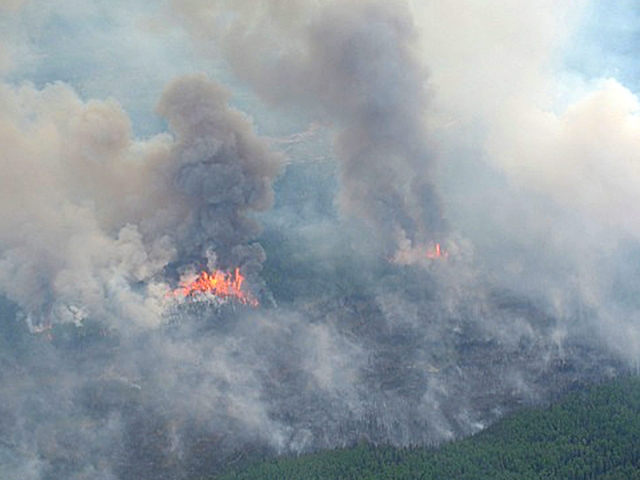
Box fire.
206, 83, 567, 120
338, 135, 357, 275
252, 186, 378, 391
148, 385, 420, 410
172, 268, 258, 306
391, 241, 449, 265
425, 243, 448, 259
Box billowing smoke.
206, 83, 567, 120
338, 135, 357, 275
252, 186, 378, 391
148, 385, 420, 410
2, 0, 640, 479
0, 76, 284, 478
0, 74, 281, 329
0, 81, 169, 330
158, 75, 281, 273
171, 0, 445, 253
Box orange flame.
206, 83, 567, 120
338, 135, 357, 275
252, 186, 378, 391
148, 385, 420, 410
390, 241, 450, 266
172, 268, 258, 306
425, 243, 448, 259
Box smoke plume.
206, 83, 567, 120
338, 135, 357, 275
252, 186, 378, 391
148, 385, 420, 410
2, 0, 640, 479
171, 0, 445, 253
158, 74, 282, 272
0, 74, 281, 329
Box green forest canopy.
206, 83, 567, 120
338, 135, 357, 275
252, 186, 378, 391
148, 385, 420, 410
211, 376, 640, 480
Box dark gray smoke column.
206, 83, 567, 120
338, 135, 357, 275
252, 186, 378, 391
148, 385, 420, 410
214, 0, 445, 253
311, 2, 444, 251
157, 75, 283, 271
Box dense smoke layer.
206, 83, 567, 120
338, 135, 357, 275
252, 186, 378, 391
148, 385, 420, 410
2, 0, 640, 479
158, 75, 282, 272
0, 74, 280, 329
171, 0, 445, 252
0, 75, 283, 478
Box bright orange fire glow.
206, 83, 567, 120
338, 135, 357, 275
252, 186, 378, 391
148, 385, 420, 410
425, 243, 448, 259
172, 268, 258, 306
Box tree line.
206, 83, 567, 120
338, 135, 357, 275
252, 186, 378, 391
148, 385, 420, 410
209, 376, 640, 479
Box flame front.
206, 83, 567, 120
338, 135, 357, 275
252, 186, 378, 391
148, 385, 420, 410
391, 241, 449, 265
172, 268, 258, 306
425, 243, 448, 259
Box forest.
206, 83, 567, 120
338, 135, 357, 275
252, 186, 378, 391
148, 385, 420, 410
210, 376, 640, 479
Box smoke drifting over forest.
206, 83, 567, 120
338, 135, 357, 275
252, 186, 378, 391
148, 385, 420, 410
2, 0, 640, 478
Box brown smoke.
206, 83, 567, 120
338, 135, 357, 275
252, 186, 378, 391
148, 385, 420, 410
171, 0, 445, 253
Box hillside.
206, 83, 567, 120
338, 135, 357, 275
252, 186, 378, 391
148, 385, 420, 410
212, 376, 640, 479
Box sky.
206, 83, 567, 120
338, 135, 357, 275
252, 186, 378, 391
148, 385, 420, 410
3, 0, 640, 478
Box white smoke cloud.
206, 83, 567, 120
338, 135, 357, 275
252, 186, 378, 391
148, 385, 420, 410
0, 0, 24, 11
487, 79, 640, 237
0, 43, 12, 73
407, 0, 640, 360
0, 82, 170, 328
